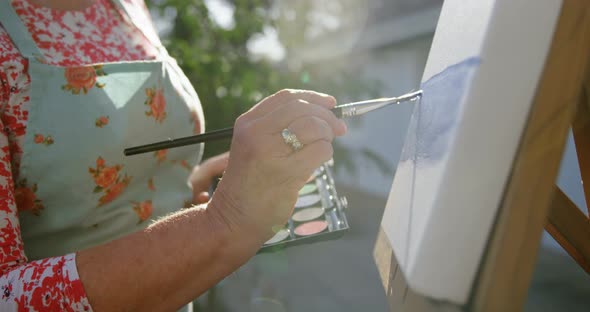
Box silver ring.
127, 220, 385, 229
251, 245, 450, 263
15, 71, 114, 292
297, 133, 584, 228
281, 128, 303, 151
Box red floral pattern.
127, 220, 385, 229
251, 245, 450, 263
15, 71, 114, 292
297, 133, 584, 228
98, 177, 131, 207
171, 159, 192, 171
62, 65, 107, 95
14, 179, 43, 216
32, 134, 53, 145
144, 86, 167, 123
147, 177, 155, 191
89, 157, 132, 206
95, 116, 109, 128
11, 0, 159, 67
154, 149, 167, 164
0, 0, 160, 310
4, 254, 91, 311
131, 200, 152, 223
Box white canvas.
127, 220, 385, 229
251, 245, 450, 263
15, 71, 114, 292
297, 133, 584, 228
381, 0, 563, 304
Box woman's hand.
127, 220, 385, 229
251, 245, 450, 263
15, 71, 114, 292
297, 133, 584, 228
208, 89, 347, 242
189, 152, 229, 204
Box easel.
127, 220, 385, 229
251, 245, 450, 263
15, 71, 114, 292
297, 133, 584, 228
373, 0, 590, 311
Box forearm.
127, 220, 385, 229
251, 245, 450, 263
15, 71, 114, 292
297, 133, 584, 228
77, 200, 262, 312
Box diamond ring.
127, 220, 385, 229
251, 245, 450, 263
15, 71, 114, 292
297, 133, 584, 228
281, 128, 303, 151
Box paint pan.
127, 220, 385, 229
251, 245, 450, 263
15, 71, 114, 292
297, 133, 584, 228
265, 228, 291, 245
298, 183, 318, 196
291, 207, 324, 223
295, 194, 321, 208
294, 220, 329, 237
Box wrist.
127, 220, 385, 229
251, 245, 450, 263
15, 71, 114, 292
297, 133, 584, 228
205, 189, 264, 262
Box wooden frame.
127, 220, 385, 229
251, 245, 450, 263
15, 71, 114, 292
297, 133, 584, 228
546, 187, 590, 274
374, 0, 590, 310
545, 77, 590, 275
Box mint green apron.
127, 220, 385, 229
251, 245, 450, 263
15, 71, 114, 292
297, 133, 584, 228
0, 1, 204, 310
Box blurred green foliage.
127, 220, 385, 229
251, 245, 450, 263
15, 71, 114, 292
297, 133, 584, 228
147, 0, 380, 160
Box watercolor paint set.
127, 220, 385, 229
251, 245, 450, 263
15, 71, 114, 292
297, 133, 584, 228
259, 160, 349, 252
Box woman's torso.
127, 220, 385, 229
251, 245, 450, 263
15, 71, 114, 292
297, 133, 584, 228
0, 0, 205, 260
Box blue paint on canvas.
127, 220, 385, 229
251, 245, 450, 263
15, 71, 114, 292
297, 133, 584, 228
400, 57, 481, 164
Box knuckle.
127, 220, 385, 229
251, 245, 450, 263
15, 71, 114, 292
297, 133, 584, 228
233, 130, 246, 145
293, 99, 308, 107
276, 89, 295, 99
301, 116, 317, 130
316, 141, 334, 161
233, 122, 256, 147
234, 114, 249, 129
312, 115, 327, 127
310, 117, 332, 138
321, 124, 334, 141
284, 99, 306, 113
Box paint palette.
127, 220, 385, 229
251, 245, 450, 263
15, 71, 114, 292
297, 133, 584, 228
259, 161, 349, 252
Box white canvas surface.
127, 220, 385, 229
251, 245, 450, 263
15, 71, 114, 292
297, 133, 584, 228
381, 0, 562, 304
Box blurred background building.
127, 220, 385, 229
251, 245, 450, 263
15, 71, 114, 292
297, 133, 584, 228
148, 0, 590, 310
289, 0, 440, 197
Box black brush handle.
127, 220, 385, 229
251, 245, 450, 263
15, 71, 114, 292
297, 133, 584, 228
124, 127, 234, 156
125, 107, 342, 156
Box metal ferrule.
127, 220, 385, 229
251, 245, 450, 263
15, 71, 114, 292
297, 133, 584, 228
336, 90, 423, 118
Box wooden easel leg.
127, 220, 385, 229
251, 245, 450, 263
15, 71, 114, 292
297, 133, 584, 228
471, 1, 590, 311
546, 187, 590, 274
572, 81, 590, 216
544, 58, 590, 276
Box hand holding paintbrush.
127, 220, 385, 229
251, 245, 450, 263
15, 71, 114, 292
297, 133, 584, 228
124, 90, 422, 156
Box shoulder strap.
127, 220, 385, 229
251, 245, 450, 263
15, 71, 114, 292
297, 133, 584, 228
0, 0, 46, 60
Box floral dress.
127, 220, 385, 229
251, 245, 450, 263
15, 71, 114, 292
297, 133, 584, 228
0, 0, 204, 310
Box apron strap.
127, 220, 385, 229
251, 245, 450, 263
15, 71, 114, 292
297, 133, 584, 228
0, 0, 165, 61
109, 0, 168, 56
0, 0, 46, 61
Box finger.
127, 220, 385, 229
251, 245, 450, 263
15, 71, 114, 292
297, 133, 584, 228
287, 116, 333, 146
251, 116, 336, 159
251, 129, 295, 158
195, 192, 210, 205
202, 152, 230, 176
289, 140, 334, 180
240, 89, 337, 122
258, 99, 346, 136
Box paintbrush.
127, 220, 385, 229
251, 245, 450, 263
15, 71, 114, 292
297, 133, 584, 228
124, 90, 423, 156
